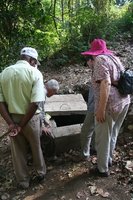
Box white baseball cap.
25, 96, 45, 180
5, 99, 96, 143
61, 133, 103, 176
20, 47, 38, 61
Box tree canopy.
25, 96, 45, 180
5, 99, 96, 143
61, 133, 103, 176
0, 0, 133, 70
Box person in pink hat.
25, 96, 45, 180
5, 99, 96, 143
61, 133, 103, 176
81, 39, 130, 177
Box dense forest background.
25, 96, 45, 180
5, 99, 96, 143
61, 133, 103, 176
0, 0, 133, 70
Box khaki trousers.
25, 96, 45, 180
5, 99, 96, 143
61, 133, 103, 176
10, 114, 46, 183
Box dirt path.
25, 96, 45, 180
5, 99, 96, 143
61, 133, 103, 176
0, 115, 132, 200
0, 39, 133, 199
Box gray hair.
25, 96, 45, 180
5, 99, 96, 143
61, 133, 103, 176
46, 79, 59, 91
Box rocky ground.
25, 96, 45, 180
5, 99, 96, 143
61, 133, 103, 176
0, 38, 133, 200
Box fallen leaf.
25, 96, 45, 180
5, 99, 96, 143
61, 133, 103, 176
89, 186, 97, 195
125, 160, 133, 172
76, 191, 84, 199
96, 188, 110, 198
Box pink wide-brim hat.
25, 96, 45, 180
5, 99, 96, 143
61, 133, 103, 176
81, 39, 113, 56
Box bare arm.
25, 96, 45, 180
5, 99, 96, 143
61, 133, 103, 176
0, 102, 38, 137
0, 102, 38, 129
9, 102, 38, 137
0, 102, 19, 137
0, 102, 15, 127
96, 79, 111, 123
19, 102, 38, 128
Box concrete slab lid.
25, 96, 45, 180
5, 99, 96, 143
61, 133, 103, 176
45, 94, 87, 116
53, 124, 82, 138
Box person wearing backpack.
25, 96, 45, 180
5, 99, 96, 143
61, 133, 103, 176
81, 39, 130, 177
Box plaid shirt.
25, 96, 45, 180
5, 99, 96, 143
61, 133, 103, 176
92, 55, 130, 113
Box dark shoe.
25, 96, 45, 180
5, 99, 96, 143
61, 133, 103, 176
18, 181, 29, 189
84, 156, 91, 161
90, 148, 97, 156
80, 155, 90, 162
27, 158, 33, 166
89, 167, 109, 177
32, 174, 45, 184
108, 161, 112, 167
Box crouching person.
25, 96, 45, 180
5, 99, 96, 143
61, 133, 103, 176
40, 79, 59, 159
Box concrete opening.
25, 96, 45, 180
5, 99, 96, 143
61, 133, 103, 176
51, 114, 85, 127
43, 94, 87, 155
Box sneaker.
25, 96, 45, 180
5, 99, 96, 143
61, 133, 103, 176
89, 167, 109, 177
18, 181, 29, 189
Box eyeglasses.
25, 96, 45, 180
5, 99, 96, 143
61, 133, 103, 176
85, 56, 94, 61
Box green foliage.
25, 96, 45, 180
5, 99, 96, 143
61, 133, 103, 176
116, 2, 133, 33
0, 0, 133, 70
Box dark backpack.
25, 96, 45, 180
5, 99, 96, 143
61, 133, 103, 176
107, 55, 133, 96
116, 69, 133, 95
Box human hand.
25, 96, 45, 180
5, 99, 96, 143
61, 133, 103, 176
96, 107, 106, 123
8, 123, 16, 132
9, 129, 18, 137
42, 126, 52, 136
9, 124, 22, 137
